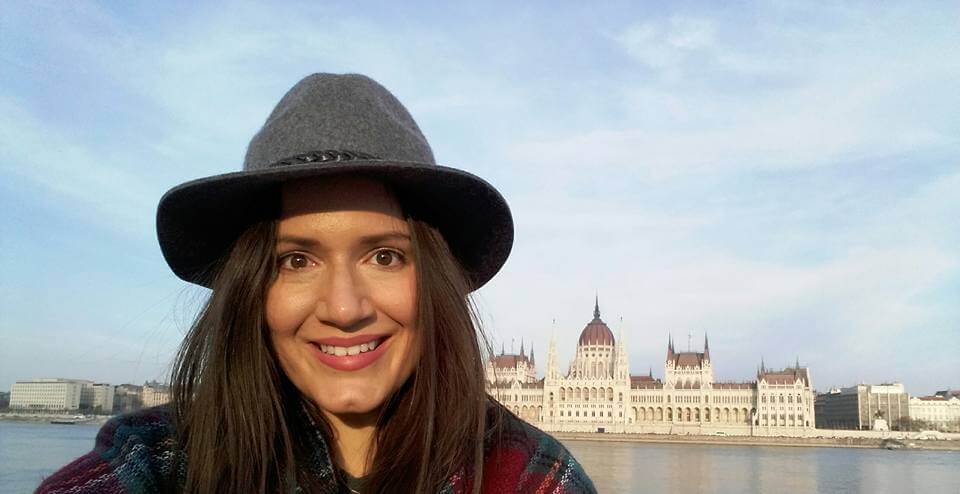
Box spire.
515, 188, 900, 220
520, 338, 525, 357
667, 334, 675, 360
795, 355, 800, 369
593, 293, 600, 319
530, 344, 535, 364
501, 342, 504, 356
760, 356, 766, 374
704, 332, 710, 360
547, 331, 558, 379
649, 366, 653, 378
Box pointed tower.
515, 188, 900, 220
530, 345, 536, 365
614, 323, 629, 381
520, 338, 525, 358
700, 332, 714, 387
593, 293, 601, 320
665, 334, 676, 388
546, 332, 559, 382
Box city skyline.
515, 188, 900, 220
5, 304, 952, 397
1, 2, 957, 396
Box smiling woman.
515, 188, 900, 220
267, 178, 421, 422
35, 74, 596, 494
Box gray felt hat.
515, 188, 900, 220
157, 73, 513, 289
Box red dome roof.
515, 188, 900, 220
578, 297, 614, 346
578, 298, 614, 346
579, 318, 615, 346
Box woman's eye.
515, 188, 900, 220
372, 249, 404, 267
279, 253, 314, 270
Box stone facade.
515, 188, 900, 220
909, 395, 960, 432
486, 300, 817, 436
10, 379, 116, 413
81, 383, 115, 414
816, 383, 909, 431
10, 379, 85, 411
142, 381, 171, 408
112, 384, 144, 414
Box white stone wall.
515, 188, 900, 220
10, 379, 86, 411
142, 385, 170, 408
90, 384, 115, 412
757, 383, 815, 429
909, 396, 960, 431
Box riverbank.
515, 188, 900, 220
0, 412, 111, 426
553, 432, 960, 451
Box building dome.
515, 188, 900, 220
578, 297, 615, 346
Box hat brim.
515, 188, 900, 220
156, 160, 514, 289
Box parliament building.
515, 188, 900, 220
486, 299, 817, 436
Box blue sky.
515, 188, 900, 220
1, 1, 957, 395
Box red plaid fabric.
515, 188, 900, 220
36, 403, 596, 493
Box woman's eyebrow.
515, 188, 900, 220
276, 234, 322, 249
356, 232, 412, 248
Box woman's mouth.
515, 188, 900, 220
309, 335, 391, 371
317, 338, 382, 356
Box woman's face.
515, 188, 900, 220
266, 177, 419, 420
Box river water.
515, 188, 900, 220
1, 421, 958, 493
563, 439, 960, 493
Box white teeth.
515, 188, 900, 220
318, 338, 382, 356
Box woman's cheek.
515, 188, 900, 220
266, 284, 314, 335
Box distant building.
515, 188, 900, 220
142, 381, 171, 408
909, 395, 960, 432
755, 363, 816, 431
0, 391, 10, 409
10, 379, 116, 413
113, 384, 143, 414
486, 299, 817, 436
10, 378, 86, 411
81, 383, 115, 414
816, 383, 909, 430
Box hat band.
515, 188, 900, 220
269, 149, 381, 168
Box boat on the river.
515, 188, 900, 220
881, 438, 909, 450
50, 415, 86, 425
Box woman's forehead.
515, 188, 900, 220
279, 176, 403, 219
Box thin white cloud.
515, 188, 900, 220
617, 16, 716, 72
517, 10, 959, 183
0, 96, 158, 241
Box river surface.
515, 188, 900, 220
563, 439, 960, 493
2, 421, 958, 493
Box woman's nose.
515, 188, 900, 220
314, 264, 375, 330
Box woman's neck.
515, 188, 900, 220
322, 411, 378, 478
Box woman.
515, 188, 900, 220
37, 74, 596, 493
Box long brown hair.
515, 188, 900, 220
169, 209, 490, 493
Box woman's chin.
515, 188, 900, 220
311, 392, 385, 418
